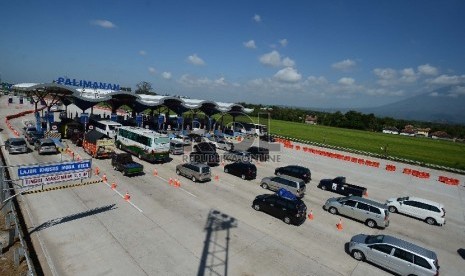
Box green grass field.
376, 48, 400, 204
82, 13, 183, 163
215, 115, 465, 171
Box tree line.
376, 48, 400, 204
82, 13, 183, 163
238, 103, 465, 139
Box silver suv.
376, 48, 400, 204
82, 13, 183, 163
349, 234, 439, 276
324, 196, 390, 228
5, 138, 28, 154
176, 162, 211, 182
260, 175, 306, 198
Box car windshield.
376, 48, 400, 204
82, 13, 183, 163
11, 140, 26, 146
365, 235, 385, 244
201, 167, 210, 174
42, 142, 55, 147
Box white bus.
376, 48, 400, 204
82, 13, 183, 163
116, 126, 170, 162
89, 119, 122, 138
234, 122, 268, 137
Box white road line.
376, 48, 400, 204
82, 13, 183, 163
156, 175, 197, 198
100, 179, 144, 213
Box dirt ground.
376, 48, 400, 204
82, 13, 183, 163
0, 210, 29, 276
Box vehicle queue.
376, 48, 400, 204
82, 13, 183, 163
5, 113, 446, 276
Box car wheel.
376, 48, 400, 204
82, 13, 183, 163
276, 172, 281, 176
388, 206, 397, 213
224, 168, 229, 173
113, 166, 117, 171
328, 207, 338, 215
176, 169, 181, 175
321, 185, 327, 191
138, 153, 142, 159
261, 183, 268, 189
241, 174, 246, 180
426, 217, 436, 225
352, 250, 365, 261
253, 204, 260, 211
192, 176, 196, 182
283, 216, 291, 224
366, 219, 377, 228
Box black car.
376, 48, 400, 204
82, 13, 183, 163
247, 146, 270, 161
111, 153, 144, 176
260, 134, 275, 142
224, 161, 257, 180
25, 131, 44, 145
275, 165, 311, 183
188, 133, 203, 143
252, 194, 307, 225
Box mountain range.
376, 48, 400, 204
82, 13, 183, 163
316, 86, 465, 125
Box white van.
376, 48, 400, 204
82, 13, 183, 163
386, 196, 445, 226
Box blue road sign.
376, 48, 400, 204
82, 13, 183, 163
18, 160, 92, 179
111, 113, 118, 122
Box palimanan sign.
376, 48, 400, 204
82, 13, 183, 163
56, 77, 120, 91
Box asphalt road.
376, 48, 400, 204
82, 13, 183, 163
1, 98, 464, 276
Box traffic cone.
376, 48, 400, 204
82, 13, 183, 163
214, 175, 219, 181
169, 177, 173, 185
153, 168, 158, 176
124, 192, 131, 202
363, 190, 368, 197
308, 210, 314, 220
111, 182, 117, 190
102, 174, 107, 182
174, 179, 180, 187
337, 218, 343, 231
95, 167, 100, 175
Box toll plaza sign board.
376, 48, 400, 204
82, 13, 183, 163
18, 160, 92, 179
23, 170, 91, 187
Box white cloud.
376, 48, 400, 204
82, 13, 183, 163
373, 68, 397, 86
400, 68, 418, 83
332, 59, 356, 71
162, 72, 172, 80
338, 77, 355, 85
187, 54, 205, 66
139, 50, 147, 56
429, 92, 439, 97
243, 40, 257, 49
306, 76, 328, 85
282, 57, 295, 67
253, 14, 261, 22
259, 50, 282, 67
279, 39, 288, 47
90, 20, 116, 29
179, 74, 229, 88
148, 67, 156, 75
418, 64, 438, 76
274, 67, 302, 83
428, 74, 465, 85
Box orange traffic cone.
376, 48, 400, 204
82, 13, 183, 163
308, 210, 314, 220
124, 192, 131, 202
169, 177, 173, 185
175, 179, 181, 187
102, 174, 107, 182
214, 175, 219, 181
95, 167, 100, 175
111, 182, 117, 190
337, 218, 343, 231
363, 190, 368, 197
153, 168, 158, 176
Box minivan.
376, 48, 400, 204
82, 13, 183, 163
349, 234, 439, 276
252, 193, 307, 225
275, 165, 311, 183
247, 146, 270, 161
260, 175, 306, 197
224, 161, 257, 180
386, 196, 445, 226
35, 138, 58, 155
170, 140, 184, 155
324, 196, 390, 228
176, 162, 211, 182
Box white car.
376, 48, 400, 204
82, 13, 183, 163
214, 139, 233, 151
386, 196, 445, 226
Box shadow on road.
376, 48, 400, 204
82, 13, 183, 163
197, 209, 238, 276
29, 204, 117, 234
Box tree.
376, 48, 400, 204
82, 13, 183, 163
135, 81, 156, 95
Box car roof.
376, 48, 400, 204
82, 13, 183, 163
344, 196, 387, 209
40, 138, 55, 143
380, 235, 437, 260
186, 162, 209, 168
283, 165, 309, 170
8, 137, 26, 142
405, 196, 443, 208
273, 174, 305, 183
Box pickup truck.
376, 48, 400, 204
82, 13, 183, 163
318, 176, 367, 197
111, 153, 144, 176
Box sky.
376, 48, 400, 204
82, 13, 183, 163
1, 0, 465, 109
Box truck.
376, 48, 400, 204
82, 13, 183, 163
318, 176, 367, 197
82, 130, 115, 158
111, 153, 144, 176
190, 142, 220, 165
